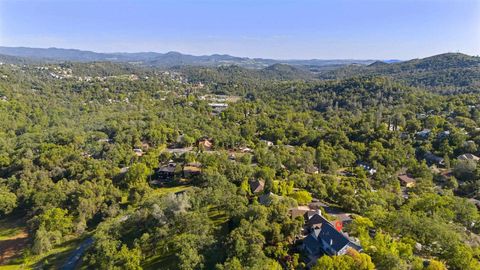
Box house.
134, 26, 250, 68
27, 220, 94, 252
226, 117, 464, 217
289, 206, 316, 219
133, 148, 144, 157
208, 103, 228, 114
398, 174, 416, 188
156, 162, 177, 182
249, 180, 265, 194
304, 209, 322, 221
306, 166, 319, 175
416, 129, 431, 139
457, 153, 480, 162
197, 137, 213, 151
303, 214, 362, 260
238, 146, 253, 153
260, 140, 274, 147
183, 162, 202, 177
438, 130, 450, 139
258, 192, 281, 206
357, 162, 377, 175
423, 152, 445, 166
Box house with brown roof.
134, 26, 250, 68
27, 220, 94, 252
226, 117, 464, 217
398, 174, 416, 188
289, 206, 317, 219
156, 162, 177, 182
183, 162, 202, 177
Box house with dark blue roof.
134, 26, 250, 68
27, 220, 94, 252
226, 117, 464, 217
302, 214, 362, 260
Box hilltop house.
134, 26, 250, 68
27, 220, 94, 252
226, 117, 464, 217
303, 214, 362, 263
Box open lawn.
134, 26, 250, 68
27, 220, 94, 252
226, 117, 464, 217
147, 185, 192, 199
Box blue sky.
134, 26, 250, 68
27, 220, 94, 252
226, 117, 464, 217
0, 0, 479, 59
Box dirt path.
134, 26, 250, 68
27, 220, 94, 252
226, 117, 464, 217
0, 230, 29, 265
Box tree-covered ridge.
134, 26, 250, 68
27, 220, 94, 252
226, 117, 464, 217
0, 59, 479, 269
320, 53, 480, 91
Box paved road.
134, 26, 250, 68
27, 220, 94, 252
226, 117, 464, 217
60, 237, 94, 270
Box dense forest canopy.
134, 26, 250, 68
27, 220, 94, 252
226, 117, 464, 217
320, 53, 480, 92
0, 53, 479, 270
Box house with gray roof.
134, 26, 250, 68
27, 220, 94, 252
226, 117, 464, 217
303, 214, 362, 264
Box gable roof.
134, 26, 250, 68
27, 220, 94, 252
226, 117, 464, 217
398, 174, 416, 184
159, 163, 176, 173
250, 180, 265, 193
305, 214, 360, 255
424, 152, 444, 165
458, 153, 480, 161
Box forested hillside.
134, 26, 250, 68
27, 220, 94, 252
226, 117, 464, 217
0, 55, 479, 270
320, 53, 480, 92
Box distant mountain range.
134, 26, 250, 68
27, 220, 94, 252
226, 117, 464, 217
0, 46, 381, 69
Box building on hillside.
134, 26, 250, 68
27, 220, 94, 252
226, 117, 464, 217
197, 137, 213, 151
356, 162, 377, 175
238, 146, 253, 153
398, 174, 416, 188
423, 152, 445, 166
415, 129, 431, 140
133, 148, 144, 157
457, 153, 480, 162
208, 103, 228, 114
437, 130, 450, 139
260, 140, 274, 147
156, 162, 177, 182
258, 192, 281, 206
289, 206, 316, 219
302, 214, 362, 264
306, 166, 319, 174
183, 162, 202, 177
249, 180, 265, 194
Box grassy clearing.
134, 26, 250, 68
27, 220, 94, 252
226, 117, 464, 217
0, 215, 26, 242
0, 231, 87, 270
150, 185, 192, 197
0, 215, 29, 267
142, 251, 177, 270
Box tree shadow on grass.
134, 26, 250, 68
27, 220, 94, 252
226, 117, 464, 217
31, 237, 86, 270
